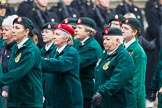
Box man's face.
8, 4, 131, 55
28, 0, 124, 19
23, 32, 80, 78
103, 36, 117, 52
122, 24, 134, 43
41, 29, 54, 43
75, 25, 89, 41
36, 0, 48, 7
110, 21, 121, 29
96, 0, 109, 8
0, 7, 6, 17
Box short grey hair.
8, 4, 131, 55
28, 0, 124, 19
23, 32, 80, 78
61, 31, 73, 45
2, 15, 18, 27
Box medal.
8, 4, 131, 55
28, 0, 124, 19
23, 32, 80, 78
15, 53, 21, 63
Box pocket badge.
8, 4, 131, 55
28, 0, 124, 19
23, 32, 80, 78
103, 61, 110, 70
15, 53, 21, 63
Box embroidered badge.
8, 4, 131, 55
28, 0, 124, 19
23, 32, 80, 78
103, 61, 110, 70
15, 53, 21, 63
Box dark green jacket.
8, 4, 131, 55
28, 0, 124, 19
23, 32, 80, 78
0, 38, 43, 107
126, 39, 147, 108
0, 65, 3, 108
150, 49, 162, 108
0, 37, 5, 48
41, 45, 83, 108
41, 44, 56, 95
73, 37, 102, 99
94, 45, 137, 108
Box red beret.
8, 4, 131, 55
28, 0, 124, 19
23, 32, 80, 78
54, 24, 75, 36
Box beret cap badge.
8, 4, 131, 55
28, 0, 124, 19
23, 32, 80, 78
125, 18, 130, 23
104, 28, 109, 35
64, 18, 68, 24
48, 24, 51, 29
17, 17, 22, 23
77, 19, 82, 24
114, 15, 119, 20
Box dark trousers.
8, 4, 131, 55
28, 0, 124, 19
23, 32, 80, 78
84, 99, 92, 108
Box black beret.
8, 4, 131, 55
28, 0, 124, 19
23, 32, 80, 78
103, 27, 122, 36
76, 17, 96, 30
61, 18, 77, 25
13, 16, 34, 30
41, 22, 58, 30
109, 14, 125, 23
122, 18, 141, 30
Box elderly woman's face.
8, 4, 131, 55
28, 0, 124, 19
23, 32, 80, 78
53, 29, 67, 48
12, 23, 27, 43
103, 36, 117, 52
2, 25, 13, 44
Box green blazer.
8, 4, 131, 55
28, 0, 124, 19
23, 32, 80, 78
0, 38, 43, 107
150, 49, 162, 108
41, 44, 56, 95
126, 39, 147, 108
41, 45, 83, 108
73, 37, 102, 99
94, 44, 137, 108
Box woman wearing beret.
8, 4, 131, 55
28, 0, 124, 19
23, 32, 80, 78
0, 16, 43, 108
92, 27, 137, 108
41, 24, 83, 108
40, 21, 57, 108
122, 18, 147, 108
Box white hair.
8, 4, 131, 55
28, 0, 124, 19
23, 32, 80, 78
2, 15, 18, 27
111, 36, 124, 44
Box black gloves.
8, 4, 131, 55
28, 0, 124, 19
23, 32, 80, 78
149, 91, 156, 102
92, 92, 103, 106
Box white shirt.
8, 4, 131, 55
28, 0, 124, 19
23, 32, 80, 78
17, 38, 29, 49
124, 38, 136, 49
56, 44, 67, 53
45, 43, 53, 51
80, 37, 90, 45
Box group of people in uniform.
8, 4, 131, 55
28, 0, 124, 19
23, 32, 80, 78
0, 0, 161, 108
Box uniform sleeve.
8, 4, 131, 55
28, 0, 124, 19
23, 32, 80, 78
41, 51, 78, 73
97, 57, 134, 96
132, 54, 147, 99
0, 52, 38, 86
80, 47, 99, 69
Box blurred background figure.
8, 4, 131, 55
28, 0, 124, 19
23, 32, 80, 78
71, 0, 93, 17
145, 0, 162, 105
17, 0, 58, 48
49, 0, 80, 22
115, 0, 144, 35
90, 0, 115, 48
0, 0, 15, 18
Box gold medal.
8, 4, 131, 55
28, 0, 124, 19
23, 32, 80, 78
103, 61, 110, 70
15, 53, 21, 63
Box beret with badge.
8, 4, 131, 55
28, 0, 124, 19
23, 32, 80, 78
13, 16, 34, 30
61, 18, 77, 25
103, 27, 122, 36
76, 17, 96, 30
41, 22, 58, 30
54, 24, 75, 36
109, 14, 125, 23
122, 18, 141, 31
